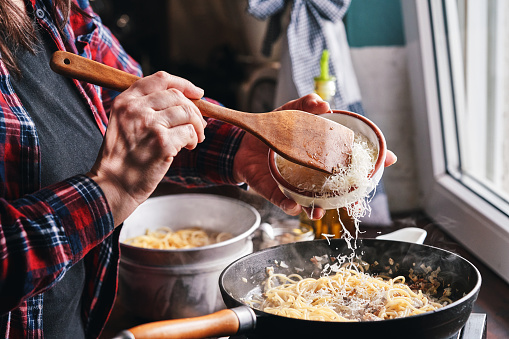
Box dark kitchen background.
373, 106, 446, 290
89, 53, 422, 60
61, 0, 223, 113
88, 0, 418, 220
90, 0, 280, 113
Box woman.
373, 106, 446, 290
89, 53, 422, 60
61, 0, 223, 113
0, 0, 396, 337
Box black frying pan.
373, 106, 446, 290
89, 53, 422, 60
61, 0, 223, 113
115, 239, 481, 339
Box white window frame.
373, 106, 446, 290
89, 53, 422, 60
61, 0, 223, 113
402, 0, 509, 283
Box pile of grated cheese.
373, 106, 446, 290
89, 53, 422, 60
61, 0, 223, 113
276, 132, 378, 246
276, 132, 377, 198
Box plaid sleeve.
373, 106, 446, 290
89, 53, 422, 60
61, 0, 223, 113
165, 118, 246, 187
0, 175, 113, 313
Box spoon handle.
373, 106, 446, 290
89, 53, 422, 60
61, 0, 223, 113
51, 51, 260, 133
50, 51, 139, 92
191, 99, 258, 132
50, 51, 351, 174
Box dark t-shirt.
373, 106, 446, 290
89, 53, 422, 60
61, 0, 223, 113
10, 26, 104, 338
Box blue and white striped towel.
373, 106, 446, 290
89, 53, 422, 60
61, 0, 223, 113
247, 0, 392, 225
247, 0, 364, 112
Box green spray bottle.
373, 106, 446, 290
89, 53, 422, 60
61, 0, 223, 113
314, 49, 336, 102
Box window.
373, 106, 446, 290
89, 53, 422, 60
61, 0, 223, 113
402, 0, 509, 283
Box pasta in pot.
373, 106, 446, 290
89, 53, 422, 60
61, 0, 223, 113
123, 227, 232, 249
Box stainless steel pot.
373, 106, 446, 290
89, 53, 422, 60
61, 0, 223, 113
117, 193, 261, 320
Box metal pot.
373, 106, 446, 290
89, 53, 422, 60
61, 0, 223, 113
117, 193, 261, 320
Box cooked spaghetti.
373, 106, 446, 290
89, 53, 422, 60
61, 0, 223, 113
245, 265, 452, 322
123, 227, 232, 249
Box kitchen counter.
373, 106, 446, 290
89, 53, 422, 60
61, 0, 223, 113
100, 187, 509, 338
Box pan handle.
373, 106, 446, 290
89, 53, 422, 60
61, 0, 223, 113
112, 306, 256, 339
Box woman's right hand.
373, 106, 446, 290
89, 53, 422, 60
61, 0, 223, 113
87, 72, 206, 226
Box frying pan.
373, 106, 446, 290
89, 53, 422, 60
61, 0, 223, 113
116, 238, 481, 339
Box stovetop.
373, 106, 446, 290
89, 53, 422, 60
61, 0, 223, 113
449, 313, 487, 339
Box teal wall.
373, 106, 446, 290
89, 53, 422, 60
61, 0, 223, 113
345, 0, 405, 47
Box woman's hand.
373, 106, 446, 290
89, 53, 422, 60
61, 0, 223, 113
233, 93, 397, 220
87, 72, 206, 226
385, 150, 397, 167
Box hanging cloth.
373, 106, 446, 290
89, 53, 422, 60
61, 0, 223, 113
248, 0, 392, 226
247, 0, 363, 112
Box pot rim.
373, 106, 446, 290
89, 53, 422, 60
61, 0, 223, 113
119, 193, 261, 253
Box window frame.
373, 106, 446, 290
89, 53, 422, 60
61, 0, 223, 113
401, 0, 509, 283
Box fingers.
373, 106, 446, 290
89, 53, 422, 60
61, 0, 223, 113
385, 150, 397, 167
279, 198, 302, 216
142, 89, 207, 144
278, 199, 325, 220
160, 109, 203, 151
276, 93, 331, 114
303, 206, 326, 220
129, 71, 204, 99
121, 72, 207, 149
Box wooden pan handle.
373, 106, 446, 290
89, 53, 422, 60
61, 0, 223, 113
50, 51, 140, 92
114, 308, 255, 339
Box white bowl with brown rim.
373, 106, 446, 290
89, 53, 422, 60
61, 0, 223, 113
268, 110, 387, 210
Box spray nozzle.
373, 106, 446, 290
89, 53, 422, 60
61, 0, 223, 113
315, 49, 333, 81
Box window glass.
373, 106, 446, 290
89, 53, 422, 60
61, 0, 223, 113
455, 0, 509, 204
401, 0, 509, 283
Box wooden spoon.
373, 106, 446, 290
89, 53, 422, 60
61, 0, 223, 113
50, 51, 354, 174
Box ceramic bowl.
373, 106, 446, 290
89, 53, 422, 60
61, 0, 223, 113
268, 110, 387, 210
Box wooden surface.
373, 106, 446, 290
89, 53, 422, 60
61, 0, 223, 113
101, 186, 509, 338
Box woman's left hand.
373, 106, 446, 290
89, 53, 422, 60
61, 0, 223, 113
233, 93, 398, 220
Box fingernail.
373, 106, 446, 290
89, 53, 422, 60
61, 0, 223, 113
281, 200, 298, 214
307, 209, 324, 220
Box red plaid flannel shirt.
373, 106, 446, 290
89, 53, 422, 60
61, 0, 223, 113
0, 0, 244, 337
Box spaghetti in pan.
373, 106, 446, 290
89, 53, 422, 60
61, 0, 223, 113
244, 264, 452, 322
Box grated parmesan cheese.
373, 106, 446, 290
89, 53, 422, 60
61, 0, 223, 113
276, 131, 378, 249
276, 133, 377, 197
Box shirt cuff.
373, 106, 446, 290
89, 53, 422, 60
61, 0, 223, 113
34, 174, 114, 259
